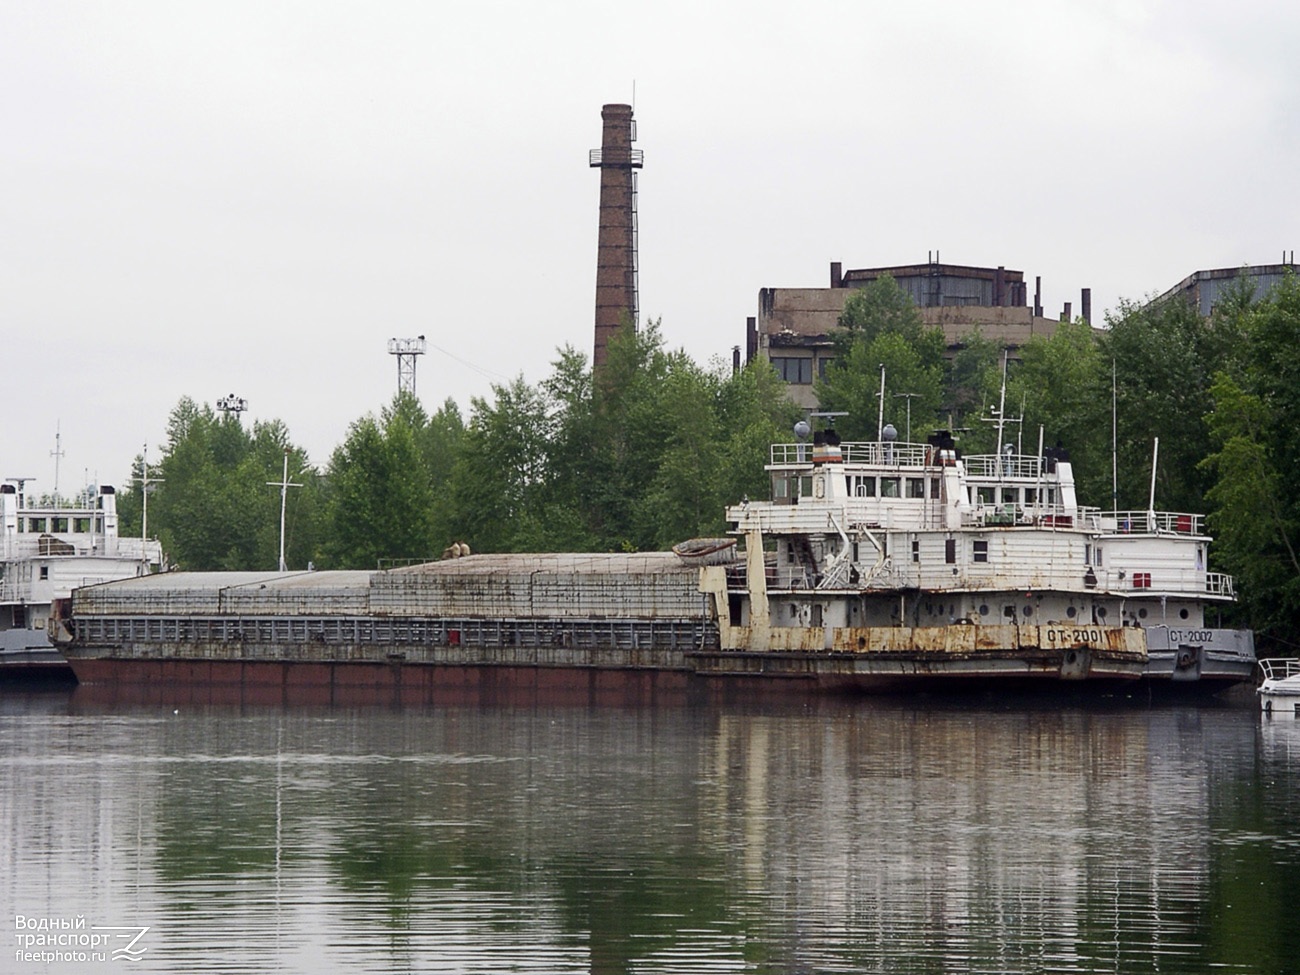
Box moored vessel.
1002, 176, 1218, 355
2, 481, 162, 677
1258, 659, 1300, 713
60, 427, 1253, 695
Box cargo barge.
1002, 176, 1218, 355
61, 426, 1254, 695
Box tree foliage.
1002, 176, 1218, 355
1201, 273, 1300, 649
121, 398, 321, 571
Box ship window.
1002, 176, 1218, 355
1003, 605, 1015, 618
1067, 606, 1078, 618
1138, 608, 1148, 619
880, 477, 900, 498
911, 539, 919, 563
930, 478, 940, 499
39, 566, 49, 580
799, 476, 813, 498
1179, 608, 1189, 619
945, 538, 956, 564
772, 475, 790, 500
850, 475, 876, 497
786, 544, 796, 564
977, 487, 994, 505
907, 478, 925, 499
51, 517, 68, 532
73, 517, 90, 532
1098, 607, 1108, 619
1023, 605, 1033, 617
979, 604, 989, 616
1094, 547, 1103, 566
1085, 545, 1092, 565
28, 518, 47, 532
11, 607, 26, 627
973, 540, 989, 563
1024, 488, 1037, 504
1001, 488, 1018, 505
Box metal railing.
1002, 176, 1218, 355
1100, 511, 1203, 535
71, 614, 720, 652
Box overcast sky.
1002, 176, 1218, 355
4, 0, 1298, 495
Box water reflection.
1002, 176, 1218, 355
2, 688, 1297, 974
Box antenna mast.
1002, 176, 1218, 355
50, 422, 65, 499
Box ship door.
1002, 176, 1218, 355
811, 603, 823, 627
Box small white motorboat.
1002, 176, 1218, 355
1258, 659, 1300, 713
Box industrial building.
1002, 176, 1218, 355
1152, 255, 1297, 316
748, 255, 1092, 409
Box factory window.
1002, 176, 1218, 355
818, 357, 835, 379
771, 357, 813, 384
973, 540, 989, 563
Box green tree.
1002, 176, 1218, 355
1201, 272, 1300, 649
817, 276, 947, 442
123, 397, 320, 570
323, 395, 439, 568
1100, 296, 1227, 513
1007, 321, 1109, 504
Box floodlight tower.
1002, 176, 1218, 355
217, 394, 249, 415
388, 336, 427, 396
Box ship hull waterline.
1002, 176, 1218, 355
64, 645, 1146, 699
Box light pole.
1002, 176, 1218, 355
267, 449, 303, 572
893, 392, 921, 443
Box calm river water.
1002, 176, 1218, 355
3, 683, 1298, 975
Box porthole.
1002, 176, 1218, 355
1022, 605, 1033, 617
1179, 608, 1189, 620
1138, 608, 1148, 619
1097, 607, 1108, 619
979, 604, 989, 616
1066, 606, 1077, 619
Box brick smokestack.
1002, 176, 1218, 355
590, 103, 643, 372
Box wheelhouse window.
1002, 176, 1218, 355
880, 477, 901, 498
976, 487, 994, 506
973, 540, 989, 563
906, 478, 925, 499
849, 475, 876, 497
